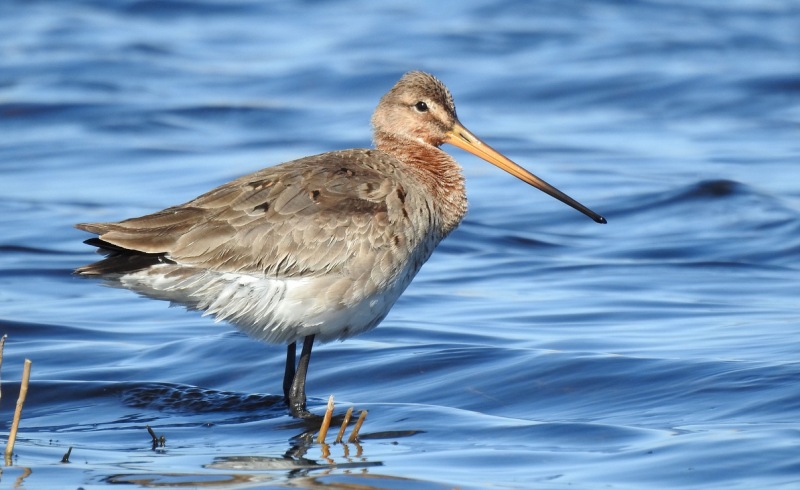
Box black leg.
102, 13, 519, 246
288, 335, 315, 418
283, 341, 296, 402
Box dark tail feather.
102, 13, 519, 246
75, 238, 174, 276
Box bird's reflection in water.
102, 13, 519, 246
207, 425, 383, 475
105, 419, 427, 488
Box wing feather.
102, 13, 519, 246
76, 149, 419, 279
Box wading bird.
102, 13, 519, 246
76, 71, 605, 417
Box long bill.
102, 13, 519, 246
445, 121, 606, 224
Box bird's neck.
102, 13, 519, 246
374, 132, 467, 236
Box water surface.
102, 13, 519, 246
1, 0, 799, 488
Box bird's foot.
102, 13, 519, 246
286, 396, 315, 419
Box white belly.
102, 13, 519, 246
118, 263, 413, 344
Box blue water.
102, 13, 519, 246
1, 0, 799, 488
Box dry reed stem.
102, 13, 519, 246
61, 447, 72, 464
146, 425, 165, 449
334, 406, 354, 443
5, 359, 31, 463
146, 425, 158, 443
0, 334, 7, 400
316, 395, 334, 444
347, 409, 368, 443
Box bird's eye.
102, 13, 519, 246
414, 101, 428, 112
